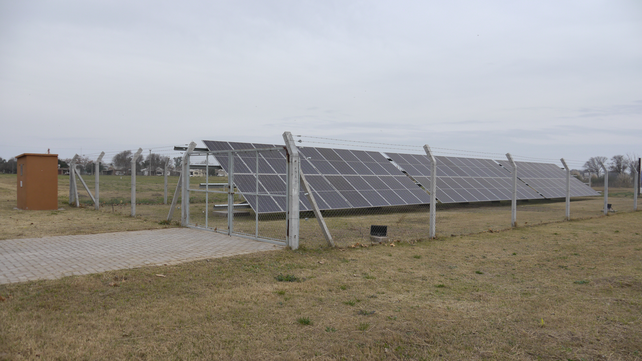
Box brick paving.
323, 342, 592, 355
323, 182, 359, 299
0, 228, 283, 284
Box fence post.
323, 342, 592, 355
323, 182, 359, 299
168, 142, 195, 223
600, 162, 608, 215
131, 148, 143, 217
633, 167, 638, 211
560, 158, 571, 221
180, 143, 195, 226
636, 158, 642, 201
423, 144, 437, 239
506, 153, 517, 227
164, 157, 170, 204
69, 156, 75, 205
70, 155, 80, 207
95, 152, 104, 210
226, 151, 234, 234
283, 131, 300, 250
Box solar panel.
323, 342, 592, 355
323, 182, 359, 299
203, 141, 596, 213
496, 160, 600, 199
298, 147, 430, 209
387, 153, 543, 203
202, 141, 431, 214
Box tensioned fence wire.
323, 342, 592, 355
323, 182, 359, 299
186, 149, 288, 243
65, 146, 185, 223
64, 139, 639, 247
294, 135, 639, 249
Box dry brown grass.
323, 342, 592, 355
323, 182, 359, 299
1, 173, 641, 359
1, 185, 641, 360
0, 175, 177, 240
4, 172, 636, 248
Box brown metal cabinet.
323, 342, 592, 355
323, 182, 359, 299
16, 153, 59, 210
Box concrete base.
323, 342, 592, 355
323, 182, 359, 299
370, 235, 389, 244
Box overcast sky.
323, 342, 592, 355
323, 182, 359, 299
1, 0, 640, 168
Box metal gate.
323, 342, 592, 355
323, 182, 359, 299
182, 146, 294, 246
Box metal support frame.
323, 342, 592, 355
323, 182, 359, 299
167, 172, 181, 222
423, 144, 437, 239
181, 146, 287, 246
131, 148, 143, 217
95, 152, 104, 210
506, 153, 517, 227
69, 154, 102, 209
283, 132, 300, 250
75, 165, 96, 205
600, 162, 608, 215
300, 172, 334, 247
560, 158, 571, 221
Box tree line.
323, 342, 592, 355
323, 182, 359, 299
0, 152, 182, 175
2, 152, 639, 177
583, 154, 640, 176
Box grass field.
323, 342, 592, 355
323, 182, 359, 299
2, 174, 639, 248
0, 175, 178, 240
0, 173, 641, 359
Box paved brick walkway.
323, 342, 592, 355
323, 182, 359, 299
0, 228, 283, 284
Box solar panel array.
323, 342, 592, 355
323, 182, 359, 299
496, 160, 601, 199
202, 141, 293, 213
202, 141, 431, 213
202, 140, 599, 213
386, 153, 543, 203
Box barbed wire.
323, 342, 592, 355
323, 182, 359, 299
296, 135, 589, 166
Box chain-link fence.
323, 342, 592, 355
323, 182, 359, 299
65, 147, 184, 223
184, 148, 288, 245
291, 138, 640, 249
63, 140, 640, 250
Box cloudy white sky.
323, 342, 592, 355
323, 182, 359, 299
1, 0, 640, 168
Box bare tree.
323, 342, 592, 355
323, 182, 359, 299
583, 156, 607, 176
609, 155, 628, 174
112, 150, 132, 170
626, 152, 640, 174
144, 153, 170, 175
173, 157, 182, 169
